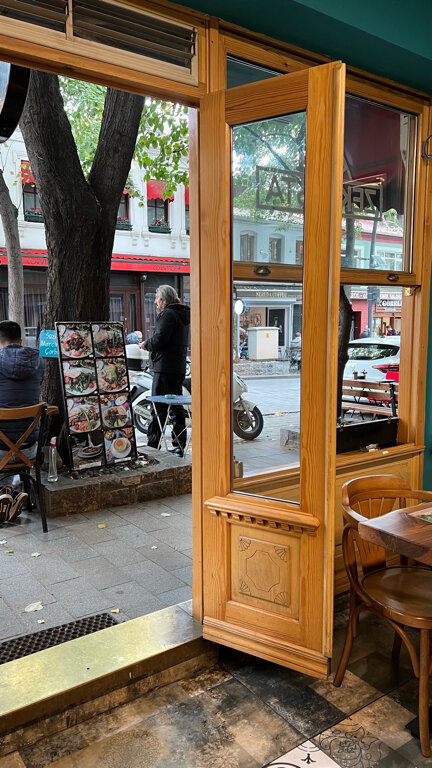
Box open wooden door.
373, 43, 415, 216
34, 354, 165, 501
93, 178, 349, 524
194, 62, 345, 678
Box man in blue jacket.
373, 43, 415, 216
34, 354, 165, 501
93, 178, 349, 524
0, 321, 44, 463
141, 285, 190, 456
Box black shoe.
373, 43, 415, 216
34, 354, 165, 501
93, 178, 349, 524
169, 447, 184, 457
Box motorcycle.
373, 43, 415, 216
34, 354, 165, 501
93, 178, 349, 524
126, 344, 264, 441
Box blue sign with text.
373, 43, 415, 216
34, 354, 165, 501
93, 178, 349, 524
39, 330, 58, 358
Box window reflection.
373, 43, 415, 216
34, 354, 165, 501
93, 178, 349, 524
342, 96, 416, 272
232, 113, 305, 266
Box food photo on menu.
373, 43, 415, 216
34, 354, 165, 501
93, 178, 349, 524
67, 395, 101, 434
63, 359, 96, 396
70, 429, 104, 469
92, 323, 124, 357
58, 323, 92, 359
104, 426, 135, 464
96, 357, 128, 393
100, 393, 131, 429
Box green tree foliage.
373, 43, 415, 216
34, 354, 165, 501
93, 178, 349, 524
59, 78, 189, 198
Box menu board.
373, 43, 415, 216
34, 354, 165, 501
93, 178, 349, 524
56, 322, 137, 470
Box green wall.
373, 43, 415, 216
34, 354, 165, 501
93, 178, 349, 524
172, 0, 432, 94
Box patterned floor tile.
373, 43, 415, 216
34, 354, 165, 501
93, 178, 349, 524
316, 717, 413, 768
266, 739, 341, 767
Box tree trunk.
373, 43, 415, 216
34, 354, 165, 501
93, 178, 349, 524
20, 71, 144, 412
0, 169, 25, 337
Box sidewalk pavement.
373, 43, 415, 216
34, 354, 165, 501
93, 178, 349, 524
0, 493, 192, 642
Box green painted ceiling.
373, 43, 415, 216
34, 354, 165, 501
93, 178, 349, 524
171, 0, 432, 94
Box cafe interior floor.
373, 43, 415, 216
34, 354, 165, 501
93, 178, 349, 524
0, 496, 431, 768
2, 597, 431, 768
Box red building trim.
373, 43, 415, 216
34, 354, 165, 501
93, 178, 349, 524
0, 249, 190, 274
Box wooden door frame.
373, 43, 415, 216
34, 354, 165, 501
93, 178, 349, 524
197, 63, 345, 676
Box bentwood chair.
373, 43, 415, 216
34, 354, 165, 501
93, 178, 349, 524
333, 474, 432, 757
0, 403, 48, 532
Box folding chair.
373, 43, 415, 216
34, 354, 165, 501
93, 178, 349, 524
0, 403, 48, 532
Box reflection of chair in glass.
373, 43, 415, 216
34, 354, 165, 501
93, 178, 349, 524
0, 403, 48, 532
334, 474, 432, 757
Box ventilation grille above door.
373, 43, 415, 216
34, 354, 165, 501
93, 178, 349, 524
0, 0, 68, 33
73, 0, 196, 72
0, 0, 198, 85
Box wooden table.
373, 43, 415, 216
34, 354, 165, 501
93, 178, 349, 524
359, 502, 432, 742
359, 503, 432, 565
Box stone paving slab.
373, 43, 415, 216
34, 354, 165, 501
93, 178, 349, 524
0, 494, 193, 644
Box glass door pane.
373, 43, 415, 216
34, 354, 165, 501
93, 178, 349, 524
231, 111, 305, 500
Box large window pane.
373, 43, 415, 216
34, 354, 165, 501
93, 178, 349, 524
342, 96, 416, 272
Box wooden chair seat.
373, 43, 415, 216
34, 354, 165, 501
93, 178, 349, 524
363, 566, 432, 627
0, 403, 49, 532
334, 474, 432, 757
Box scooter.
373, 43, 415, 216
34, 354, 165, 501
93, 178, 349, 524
126, 344, 264, 441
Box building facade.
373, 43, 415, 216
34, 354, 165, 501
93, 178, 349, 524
0, 129, 190, 340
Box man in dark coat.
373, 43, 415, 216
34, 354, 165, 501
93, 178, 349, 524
141, 285, 190, 456
0, 321, 44, 461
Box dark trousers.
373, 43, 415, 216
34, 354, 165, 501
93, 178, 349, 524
147, 372, 186, 450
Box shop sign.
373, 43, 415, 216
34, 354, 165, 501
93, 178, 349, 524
39, 330, 58, 358
256, 166, 304, 214
56, 322, 137, 471
343, 181, 383, 221
376, 298, 402, 309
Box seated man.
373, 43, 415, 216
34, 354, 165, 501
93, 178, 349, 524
0, 320, 44, 463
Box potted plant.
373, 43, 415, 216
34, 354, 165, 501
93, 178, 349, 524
115, 216, 132, 231
24, 207, 44, 222
148, 217, 171, 234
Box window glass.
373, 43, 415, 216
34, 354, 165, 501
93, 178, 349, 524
232, 280, 302, 498
232, 113, 305, 266
342, 96, 416, 272
23, 183, 41, 219
147, 198, 168, 227
226, 56, 281, 89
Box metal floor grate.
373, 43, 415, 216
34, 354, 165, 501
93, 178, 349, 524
0, 613, 119, 664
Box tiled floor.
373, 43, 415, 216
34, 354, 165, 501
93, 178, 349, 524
0, 494, 193, 640
4, 603, 430, 767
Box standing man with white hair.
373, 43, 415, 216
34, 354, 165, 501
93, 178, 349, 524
140, 285, 190, 456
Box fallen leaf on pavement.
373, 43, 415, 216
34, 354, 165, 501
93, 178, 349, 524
98, 524, 107, 529
5, 550, 13, 554
25, 601, 43, 612
110, 608, 120, 614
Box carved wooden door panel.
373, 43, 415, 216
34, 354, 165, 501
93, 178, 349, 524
196, 62, 345, 678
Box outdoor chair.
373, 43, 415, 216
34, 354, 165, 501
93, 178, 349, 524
333, 474, 432, 757
0, 403, 48, 532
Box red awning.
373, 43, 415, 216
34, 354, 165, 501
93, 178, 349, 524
146, 180, 174, 202
185, 186, 189, 206
20, 160, 35, 185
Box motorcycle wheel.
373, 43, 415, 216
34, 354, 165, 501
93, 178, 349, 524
133, 401, 152, 435
233, 405, 264, 440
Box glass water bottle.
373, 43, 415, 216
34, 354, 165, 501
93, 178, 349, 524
47, 436, 58, 482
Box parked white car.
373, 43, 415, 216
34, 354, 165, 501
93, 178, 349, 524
344, 336, 400, 381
